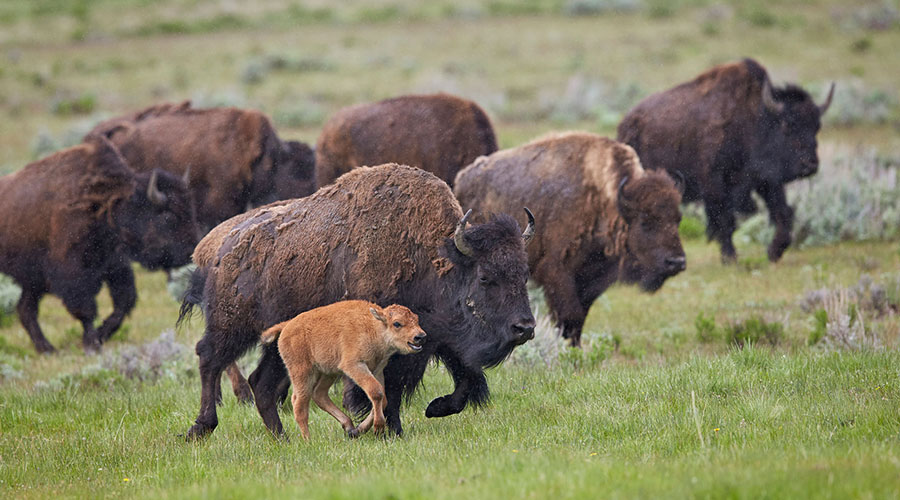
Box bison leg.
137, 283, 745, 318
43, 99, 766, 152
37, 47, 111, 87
17, 288, 55, 354
60, 289, 101, 353
97, 259, 136, 343
248, 343, 290, 438
541, 269, 588, 346
704, 197, 738, 263
225, 363, 254, 405
757, 183, 794, 262
426, 350, 488, 418
310, 374, 356, 437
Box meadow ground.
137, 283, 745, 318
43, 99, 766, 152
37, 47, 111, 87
1, 1, 899, 498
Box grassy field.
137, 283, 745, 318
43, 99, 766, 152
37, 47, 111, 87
1, 0, 900, 498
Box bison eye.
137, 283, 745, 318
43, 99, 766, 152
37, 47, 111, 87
393, 322, 402, 328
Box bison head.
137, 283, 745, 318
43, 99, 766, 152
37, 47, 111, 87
273, 140, 317, 200
443, 209, 536, 368
116, 169, 199, 270
756, 80, 834, 183
617, 172, 686, 292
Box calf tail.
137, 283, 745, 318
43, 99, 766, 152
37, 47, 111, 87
176, 266, 208, 328
260, 322, 286, 345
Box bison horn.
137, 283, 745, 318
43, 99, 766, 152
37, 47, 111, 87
522, 207, 535, 245
818, 82, 835, 116
182, 165, 192, 185
147, 169, 167, 206
454, 209, 475, 257
671, 170, 686, 196
617, 176, 635, 215
761, 79, 784, 113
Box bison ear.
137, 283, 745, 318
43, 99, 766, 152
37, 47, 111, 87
370, 307, 387, 325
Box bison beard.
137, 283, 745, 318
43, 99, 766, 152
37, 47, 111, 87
179, 164, 534, 439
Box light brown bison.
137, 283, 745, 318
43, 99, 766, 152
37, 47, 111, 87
454, 132, 685, 346
178, 164, 535, 439
617, 58, 834, 262
0, 135, 198, 353
88, 101, 316, 230
260, 300, 426, 440
314, 93, 497, 188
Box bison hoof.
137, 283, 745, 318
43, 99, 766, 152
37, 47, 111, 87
35, 344, 57, 355
347, 427, 360, 439
425, 395, 460, 418
183, 423, 214, 442
235, 386, 255, 405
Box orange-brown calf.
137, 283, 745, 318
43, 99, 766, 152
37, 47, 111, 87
260, 300, 426, 440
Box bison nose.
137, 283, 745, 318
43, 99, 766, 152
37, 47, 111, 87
413, 332, 426, 344
511, 319, 535, 342
665, 256, 686, 273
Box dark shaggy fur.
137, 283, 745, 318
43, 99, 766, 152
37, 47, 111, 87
0, 135, 198, 353
314, 93, 498, 188
88, 101, 316, 231
617, 58, 833, 262
180, 164, 534, 440
455, 132, 685, 346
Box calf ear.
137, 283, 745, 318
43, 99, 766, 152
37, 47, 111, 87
370, 308, 387, 325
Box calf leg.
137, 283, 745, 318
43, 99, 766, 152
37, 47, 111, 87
704, 197, 738, 263
248, 343, 290, 437
97, 259, 136, 343
757, 183, 794, 262
310, 374, 356, 437
226, 363, 254, 404
17, 288, 54, 354
291, 381, 313, 441
341, 362, 387, 435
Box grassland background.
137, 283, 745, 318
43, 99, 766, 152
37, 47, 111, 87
1, 0, 899, 498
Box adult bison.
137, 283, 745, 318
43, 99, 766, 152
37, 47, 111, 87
455, 132, 686, 346
0, 135, 198, 353
314, 93, 497, 188
617, 58, 834, 262
179, 164, 535, 439
88, 101, 316, 230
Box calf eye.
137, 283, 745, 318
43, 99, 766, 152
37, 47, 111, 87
393, 322, 402, 328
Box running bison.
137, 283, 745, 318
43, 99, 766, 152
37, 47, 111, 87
0, 135, 197, 353
179, 164, 535, 439
617, 58, 834, 262
314, 93, 497, 188
89, 101, 316, 230
455, 132, 686, 346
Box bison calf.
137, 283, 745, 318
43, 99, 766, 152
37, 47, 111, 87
260, 301, 426, 440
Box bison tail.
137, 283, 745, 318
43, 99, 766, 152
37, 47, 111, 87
176, 266, 208, 329
260, 323, 286, 345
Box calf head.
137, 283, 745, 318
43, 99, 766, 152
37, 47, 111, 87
755, 80, 834, 183
371, 305, 427, 354
444, 209, 536, 368
117, 168, 199, 270
273, 140, 317, 200
617, 171, 686, 292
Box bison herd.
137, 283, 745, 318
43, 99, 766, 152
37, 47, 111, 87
0, 57, 833, 440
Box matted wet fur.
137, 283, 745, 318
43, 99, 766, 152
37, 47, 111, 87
455, 132, 685, 346
179, 164, 534, 440
618, 58, 834, 263
260, 301, 425, 440
88, 101, 315, 230
0, 135, 197, 353
315, 93, 497, 188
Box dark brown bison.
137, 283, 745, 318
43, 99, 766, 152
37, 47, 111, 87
617, 58, 834, 262
0, 135, 198, 353
178, 164, 535, 439
454, 132, 686, 346
314, 93, 497, 188
88, 101, 316, 230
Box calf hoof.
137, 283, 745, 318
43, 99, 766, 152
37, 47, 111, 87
347, 427, 361, 439
425, 395, 461, 418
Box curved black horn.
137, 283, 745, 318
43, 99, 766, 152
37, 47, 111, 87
671, 170, 686, 196
147, 169, 167, 206
182, 165, 192, 185
617, 176, 635, 214
761, 79, 784, 113
454, 209, 474, 257
522, 207, 535, 245
819, 82, 835, 116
